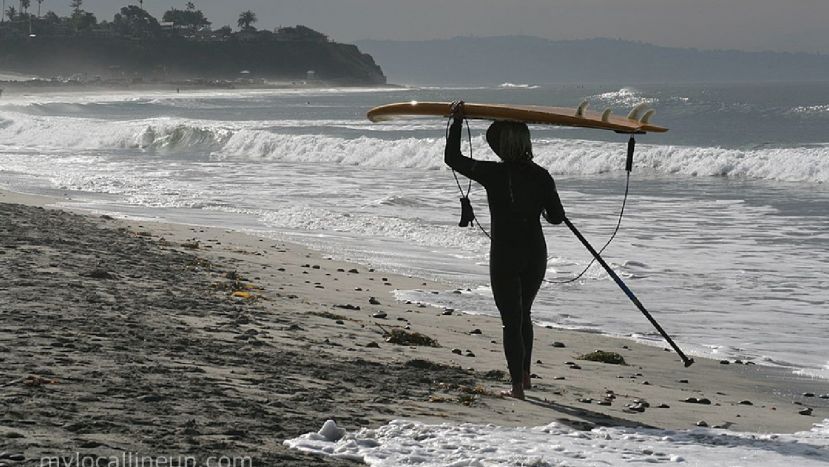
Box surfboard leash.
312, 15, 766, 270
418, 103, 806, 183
445, 117, 492, 239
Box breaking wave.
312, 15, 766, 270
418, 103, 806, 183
1, 111, 827, 183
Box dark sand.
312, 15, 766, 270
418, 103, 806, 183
1, 195, 826, 465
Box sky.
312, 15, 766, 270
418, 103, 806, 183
40, 0, 829, 54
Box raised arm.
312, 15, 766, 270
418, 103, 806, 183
444, 102, 496, 186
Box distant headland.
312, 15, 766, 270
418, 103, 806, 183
0, 3, 387, 87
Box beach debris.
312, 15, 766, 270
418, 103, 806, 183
442, 309, 454, 316
799, 408, 813, 416
81, 268, 118, 280
317, 420, 346, 442
334, 303, 361, 310
682, 397, 712, 405
678, 379, 689, 384
230, 291, 255, 300
369, 297, 381, 305
739, 400, 753, 406
624, 401, 647, 413
181, 240, 200, 249
578, 398, 593, 404
0, 453, 25, 462
335, 320, 344, 325
657, 403, 670, 408
405, 359, 447, 371
10, 375, 59, 387
365, 342, 380, 348
553, 376, 565, 380
470, 328, 482, 335
482, 369, 508, 381
310, 311, 347, 321
552, 341, 566, 348
696, 421, 709, 427
379, 326, 439, 347
371, 311, 387, 319
138, 394, 163, 403
348, 268, 359, 273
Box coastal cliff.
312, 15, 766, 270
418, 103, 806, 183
0, 35, 387, 85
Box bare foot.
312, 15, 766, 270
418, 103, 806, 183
501, 384, 525, 400
523, 372, 532, 390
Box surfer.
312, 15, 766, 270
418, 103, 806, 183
445, 101, 565, 399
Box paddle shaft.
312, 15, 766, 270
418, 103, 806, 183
563, 217, 694, 367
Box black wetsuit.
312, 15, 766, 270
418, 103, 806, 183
445, 118, 565, 385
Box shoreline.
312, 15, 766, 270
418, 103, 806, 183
1, 188, 828, 463
0, 79, 405, 97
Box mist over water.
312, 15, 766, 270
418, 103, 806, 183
1, 83, 827, 379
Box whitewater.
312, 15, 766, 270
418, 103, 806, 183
0, 84, 827, 379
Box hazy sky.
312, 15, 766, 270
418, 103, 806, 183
49, 0, 829, 54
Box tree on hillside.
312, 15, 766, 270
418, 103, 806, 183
277, 25, 328, 42
72, 10, 96, 31
237, 10, 256, 31
36, 0, 43, 17
19, 0, 29, 14
162, 4, 210, 31
113, 5, 161, 38
70, 0, 82, 15
5, 5, 16, 20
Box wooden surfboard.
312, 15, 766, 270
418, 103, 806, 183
367, 101, 668, 134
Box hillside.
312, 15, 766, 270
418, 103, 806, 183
0, 35, 386, 85
356, 36, 829, 85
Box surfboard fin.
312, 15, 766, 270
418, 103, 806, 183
639, 109, 656, 124
601, 108, 612, 122
575, 100, 589, 118
627, 103, 650, 121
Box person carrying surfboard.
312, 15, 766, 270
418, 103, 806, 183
445, 101, 566, 399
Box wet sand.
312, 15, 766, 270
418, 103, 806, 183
1, 189, 826, 465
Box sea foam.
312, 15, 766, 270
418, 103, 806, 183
286, 419, 829, 466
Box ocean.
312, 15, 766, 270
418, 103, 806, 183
0, 82, 826, 382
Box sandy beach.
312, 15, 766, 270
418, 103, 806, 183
1, 188, 827, 465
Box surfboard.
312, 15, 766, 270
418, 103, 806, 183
367, 101, 668, 134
